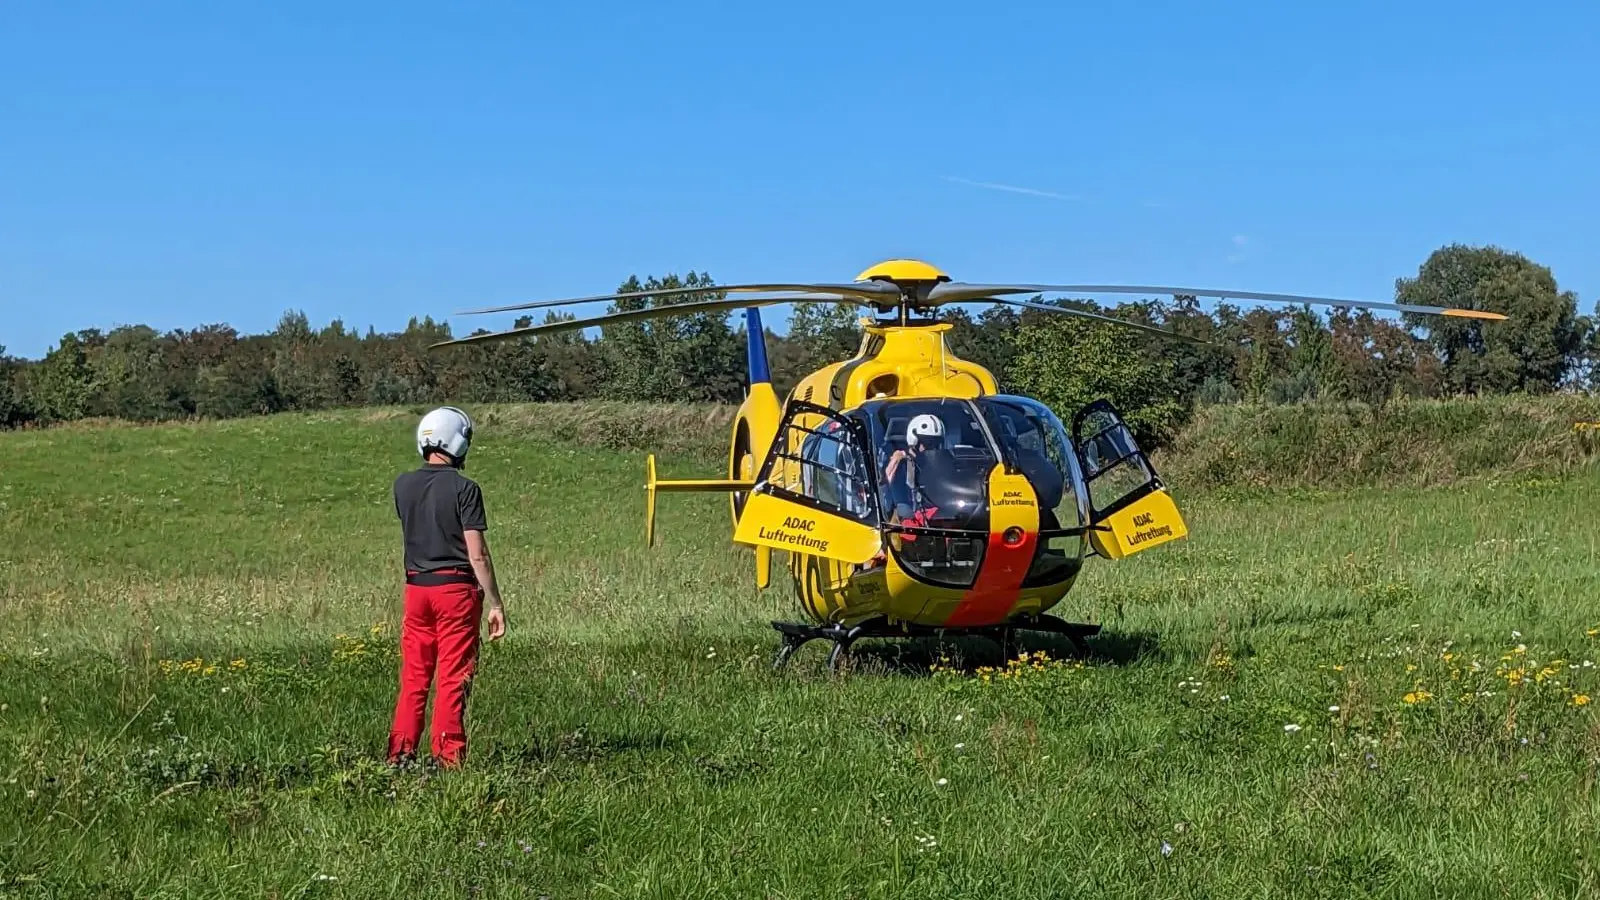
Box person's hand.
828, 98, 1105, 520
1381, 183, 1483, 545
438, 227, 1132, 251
885, 449, 906, 477
485, 603, 506, 641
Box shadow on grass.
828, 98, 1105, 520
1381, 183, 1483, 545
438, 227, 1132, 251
816, 628, 1168, 678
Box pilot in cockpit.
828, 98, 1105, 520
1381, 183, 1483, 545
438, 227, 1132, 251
883, 413, 946, 525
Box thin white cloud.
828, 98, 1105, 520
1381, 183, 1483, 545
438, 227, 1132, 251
943, 175, 1081, 202
1227, 234, 1252, 264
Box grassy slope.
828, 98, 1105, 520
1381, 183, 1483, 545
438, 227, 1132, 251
2, 406, 1600, 898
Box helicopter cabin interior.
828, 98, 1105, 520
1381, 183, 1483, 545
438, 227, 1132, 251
777, 394, 1098, 590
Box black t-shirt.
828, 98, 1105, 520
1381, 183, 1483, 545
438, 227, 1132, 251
393, 463, 487, 573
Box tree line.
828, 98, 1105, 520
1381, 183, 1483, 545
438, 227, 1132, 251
2, 244, 1594, 448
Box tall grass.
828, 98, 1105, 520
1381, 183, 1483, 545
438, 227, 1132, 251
1163, 394, 1600, 490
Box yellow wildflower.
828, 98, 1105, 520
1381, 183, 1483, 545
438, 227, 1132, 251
1403, 689, 1433, 704
1573, 694, 1592, 707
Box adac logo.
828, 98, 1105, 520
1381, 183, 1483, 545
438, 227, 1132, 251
758, 514, 830, 552
1125, 509, 1173, 546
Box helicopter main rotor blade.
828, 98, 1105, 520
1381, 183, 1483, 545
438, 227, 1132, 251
928, 282, 1508, 320
431, 293, 868, 349
456, 280, 901, 316
983, 297, 1213, 344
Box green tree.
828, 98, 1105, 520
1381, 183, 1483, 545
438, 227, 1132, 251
160, 324, 241, 414
0, 346, 21, 426
601, 272, 743, 402
1397, 244, 1584, 395
89, 325, 180, 421
194, 336, 281, 418
1006, 314, 1184, 448
1569, 301, 1599, 393
1244, 340, 1272, 405
1277, 307, 1343, 402
787, 301, 861, 373
1328, 309, 1442, 405
532, 311, 608, 400
29, 333, 97, 423
946, 304, 1021, 384
1160, 295, 1243, 404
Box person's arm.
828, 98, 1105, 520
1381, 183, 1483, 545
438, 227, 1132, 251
465, 530, 504, 614
885, 449, 906, 480
459, 480, 506, 639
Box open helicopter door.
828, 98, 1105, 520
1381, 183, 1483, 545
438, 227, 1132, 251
1071, 399, 1188, 560
732, 400, 884, 566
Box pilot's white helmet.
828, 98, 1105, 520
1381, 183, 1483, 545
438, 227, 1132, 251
417, 406, 474, 462
906, 413, 944, 447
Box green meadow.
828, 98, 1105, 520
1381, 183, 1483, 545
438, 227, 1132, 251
3, 404, 1600, 898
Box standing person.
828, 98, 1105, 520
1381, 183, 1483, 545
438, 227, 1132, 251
387, 406, 507, 768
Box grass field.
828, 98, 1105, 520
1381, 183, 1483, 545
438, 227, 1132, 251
4, 407, 1600, 898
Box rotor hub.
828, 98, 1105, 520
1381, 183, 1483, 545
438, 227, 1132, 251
852, 259, 952, 321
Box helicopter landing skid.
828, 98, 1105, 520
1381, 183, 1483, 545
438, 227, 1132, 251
769, 615, 1101, 673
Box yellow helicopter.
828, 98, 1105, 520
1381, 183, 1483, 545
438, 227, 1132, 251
433, 259, 1505, 670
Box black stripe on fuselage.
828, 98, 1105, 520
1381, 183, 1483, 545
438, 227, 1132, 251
827, 335, 883, 409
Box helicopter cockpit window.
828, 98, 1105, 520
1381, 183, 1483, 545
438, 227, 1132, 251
868, 399, 996, 520
799, 425, 872, 520
860, 398, 998, 588
976, 396, 1090, 586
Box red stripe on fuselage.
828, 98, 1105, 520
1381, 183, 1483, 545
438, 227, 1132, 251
944, 529, 1037, 627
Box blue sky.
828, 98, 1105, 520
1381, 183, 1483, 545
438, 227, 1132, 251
4, 0, 1597, 360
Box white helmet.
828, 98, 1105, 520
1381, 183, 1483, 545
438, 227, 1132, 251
417, 406, 474, 463
906, 413, 944, 447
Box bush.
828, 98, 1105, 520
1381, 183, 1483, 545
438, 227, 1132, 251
1158, 394, 1600, 490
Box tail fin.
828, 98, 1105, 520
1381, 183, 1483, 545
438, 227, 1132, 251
746, 307, 771, 386
742, 305, 777, 589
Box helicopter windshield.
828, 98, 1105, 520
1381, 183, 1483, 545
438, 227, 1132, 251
859, 398, 999, 587
973, 395, 1089, 585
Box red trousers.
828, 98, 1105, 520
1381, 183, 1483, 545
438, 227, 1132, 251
387, 580, 483, 766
